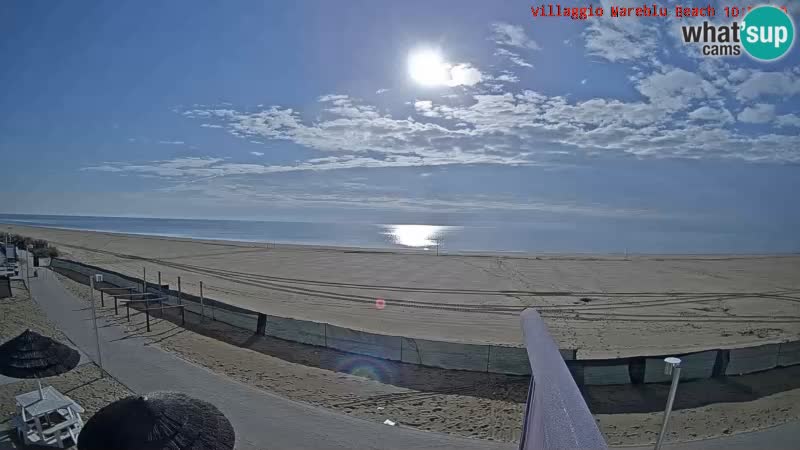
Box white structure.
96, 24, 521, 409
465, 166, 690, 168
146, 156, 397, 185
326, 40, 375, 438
12, 386, 84, 448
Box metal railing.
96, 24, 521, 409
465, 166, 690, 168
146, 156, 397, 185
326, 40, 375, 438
519, 308, 607, 450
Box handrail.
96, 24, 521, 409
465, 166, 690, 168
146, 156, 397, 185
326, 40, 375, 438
519, 308, 607, 450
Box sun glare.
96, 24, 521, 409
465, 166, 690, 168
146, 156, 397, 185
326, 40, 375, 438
408, 49, 449, 87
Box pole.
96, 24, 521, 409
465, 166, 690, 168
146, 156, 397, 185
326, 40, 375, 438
200, 281, 205, 319
100, 289, 104, 308
177, 277, 182, 305
26, 248, 31, 290
655, 357, 682, 450
143, 267, 147, 294
158, 272, 163, 315
90, 276, 105, 378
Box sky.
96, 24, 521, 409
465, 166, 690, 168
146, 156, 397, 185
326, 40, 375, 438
0, 1, 798, 248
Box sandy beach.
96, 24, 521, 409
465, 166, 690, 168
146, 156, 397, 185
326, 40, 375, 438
0, 281, 132, 440
51, 261, 800, 445
5, 224, 800, 359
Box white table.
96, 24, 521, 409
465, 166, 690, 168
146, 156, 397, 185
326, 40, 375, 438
14, 386, 84, 448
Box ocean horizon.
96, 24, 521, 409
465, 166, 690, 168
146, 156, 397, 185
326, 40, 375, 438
0, 213, 796, 255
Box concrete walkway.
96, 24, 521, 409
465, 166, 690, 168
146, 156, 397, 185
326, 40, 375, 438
28, 269, 513, 450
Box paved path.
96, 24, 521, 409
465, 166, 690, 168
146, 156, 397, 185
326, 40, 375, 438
29, 269, 512, 450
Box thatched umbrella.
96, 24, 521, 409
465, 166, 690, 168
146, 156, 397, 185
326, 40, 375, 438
78, 391, 235, 450
0, 329, 80, 397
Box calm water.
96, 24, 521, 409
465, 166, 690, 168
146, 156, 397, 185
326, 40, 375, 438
0, 214, 794, 254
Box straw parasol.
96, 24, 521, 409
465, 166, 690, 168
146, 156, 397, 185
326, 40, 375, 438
0, 329, 80, 397
78, 391, 235, 450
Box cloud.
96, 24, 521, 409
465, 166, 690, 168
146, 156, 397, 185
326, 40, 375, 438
447, 64, 483, 86
734, 70, 800, 101
490, 22, 540, 50
493, 72, 520, 83
737, 104, 776, 124
250, 151, 265, 156
776, 114, 800, 128
375, 88, 390, 94
494, 48, 533, 68
180, 80, 800, 166
636, 67, 718, 111
688, 106, 734, 123
581, 79, 587, 85
583, 0, 659, 62
157, 177, 665, 218
84, 157, 225, 177
158, 140, 185, 145
84, 152, 534, 179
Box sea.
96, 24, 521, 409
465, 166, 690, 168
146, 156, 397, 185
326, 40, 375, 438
0, 213, 794, 254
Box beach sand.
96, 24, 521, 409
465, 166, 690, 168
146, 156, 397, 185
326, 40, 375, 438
54, 270, 800, 445
0, 282, 132, 441
6, 224, 800, 359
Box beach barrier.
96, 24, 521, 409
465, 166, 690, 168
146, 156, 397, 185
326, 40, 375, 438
49, 257, 800, 384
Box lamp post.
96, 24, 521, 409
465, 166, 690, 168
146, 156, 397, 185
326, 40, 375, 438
26, 244, 33, 290
655, 356, 682, 450
90, 274, 105, 378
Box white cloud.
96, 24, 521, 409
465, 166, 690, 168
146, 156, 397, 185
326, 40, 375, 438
250, 151, 265, 156
175, 48, 800, 170
494, 48, 533, 68
158, 140, 185, 145
447, 63, 483, 87
583, 0, 659, 62
688, 106, 733, 123
84, 157, 225, 177
738, 104, 776, 124
776, 114, 800, 128
637, 67, 718, 111
375, 88, 390, 94
581, 79, 587, 85
734, 71, 800, 101
490, 22, 540, 50
181, 82, 800, 165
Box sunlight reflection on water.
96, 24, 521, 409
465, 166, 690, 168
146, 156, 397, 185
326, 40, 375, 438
382, 224, 458, 248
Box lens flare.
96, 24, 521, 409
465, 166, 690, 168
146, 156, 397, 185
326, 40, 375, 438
334, 356, 393, 384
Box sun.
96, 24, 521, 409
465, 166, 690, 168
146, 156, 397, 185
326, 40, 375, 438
408, 49, 449, 87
